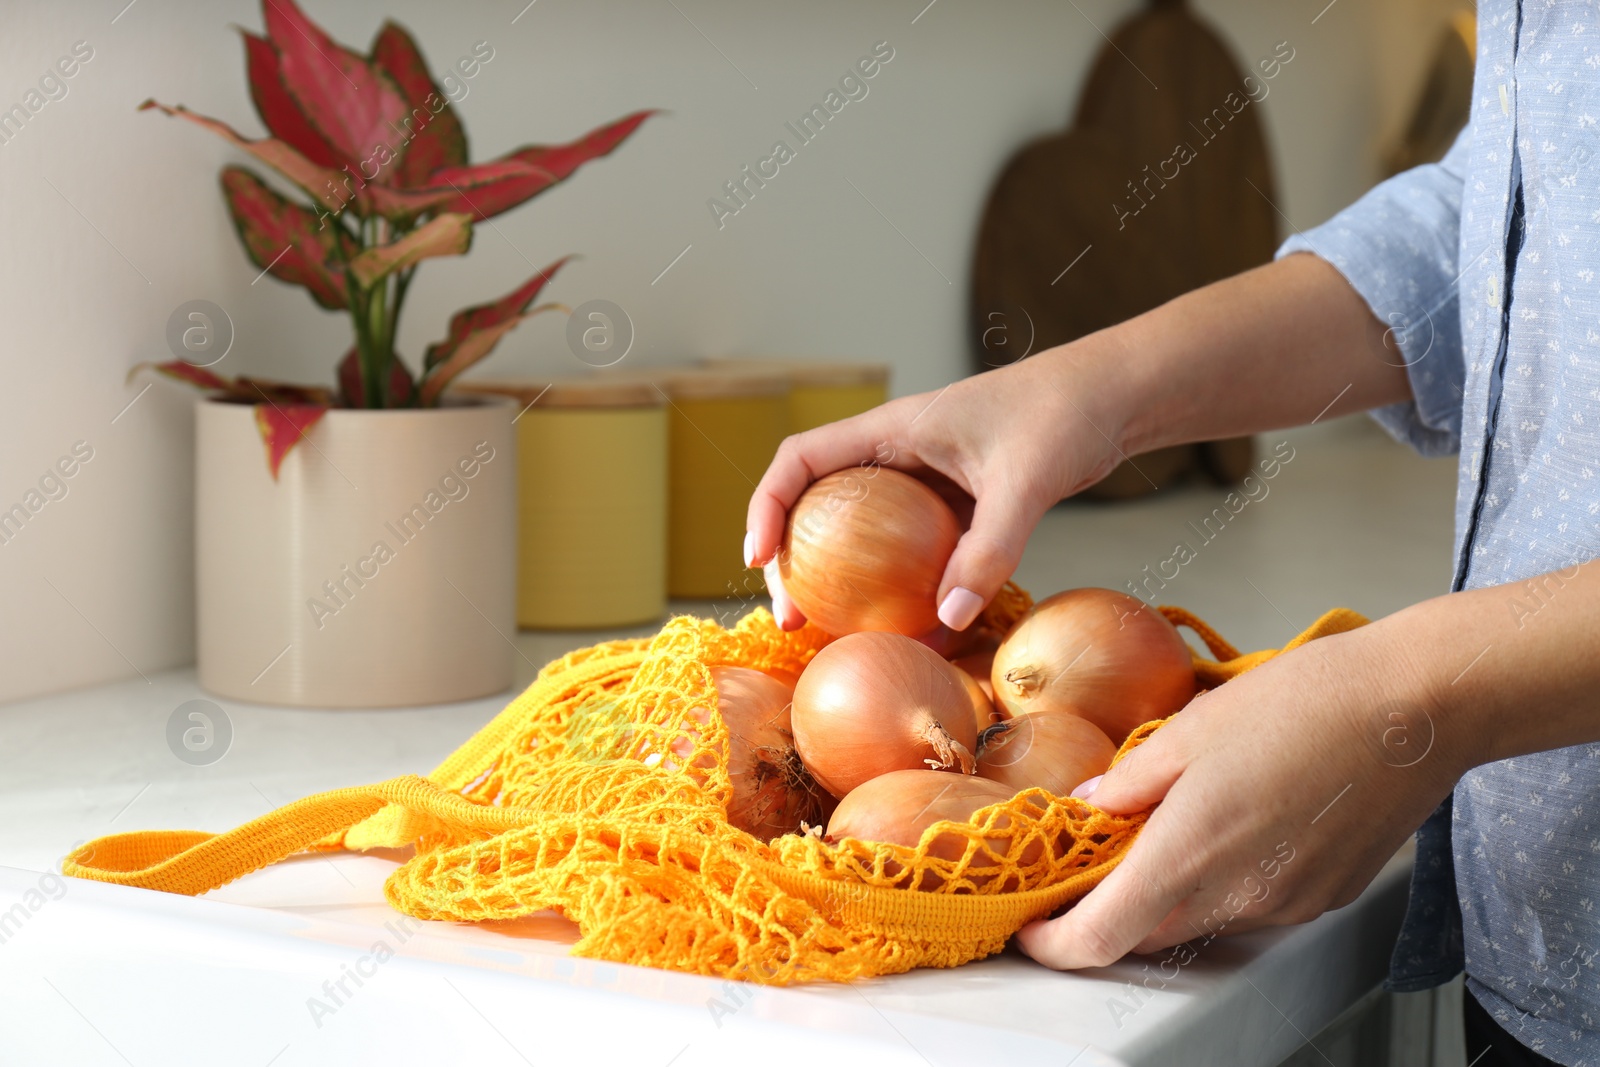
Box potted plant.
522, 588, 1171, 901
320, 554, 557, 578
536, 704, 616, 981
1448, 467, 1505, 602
139, 0, 655, 707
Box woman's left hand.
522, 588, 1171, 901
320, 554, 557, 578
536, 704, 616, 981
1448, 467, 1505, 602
1016, 618, 1464, 968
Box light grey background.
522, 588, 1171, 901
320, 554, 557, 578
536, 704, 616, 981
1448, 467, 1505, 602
0, 0, 1469, 702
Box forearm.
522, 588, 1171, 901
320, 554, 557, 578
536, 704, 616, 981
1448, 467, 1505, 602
1378, 559, 1600, 772
1038, 253, 1411, 455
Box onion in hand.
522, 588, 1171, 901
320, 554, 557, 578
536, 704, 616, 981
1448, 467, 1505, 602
991, 588, 1195, 742
976, 712, 1115, 797
780, 468, 961, 636
792, 632, 978, 799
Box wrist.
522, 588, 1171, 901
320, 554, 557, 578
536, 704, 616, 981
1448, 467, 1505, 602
1025, 326, 1145, 458
1360, 597, 1496, 778
1035, 310, 1191, 458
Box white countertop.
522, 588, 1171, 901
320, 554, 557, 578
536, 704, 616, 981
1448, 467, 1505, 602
1, 416, 1460, 1066
0, 666, 1412, 1067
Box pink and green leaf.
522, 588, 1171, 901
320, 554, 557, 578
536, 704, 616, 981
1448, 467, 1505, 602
416, 310, 564, 407
357, 182, 462, 223
132, 361, 333, 405
337, 346, 414, 407
422, 257, 569, 374
234, 377, 335, 406
133, 360, 332, 476
142, 6, 654, 428
347, 211, 472, 289
369, 21, 466, 187
129, 360, 234, 391
421, 110, 658, 220
220, 166, 354, 309
418, 258, 570, 405
356, 159, 541, 223
261, 0, 411, 174
140, 99, 348, 214
254, 402, 329, 479
241, 31, 343, 170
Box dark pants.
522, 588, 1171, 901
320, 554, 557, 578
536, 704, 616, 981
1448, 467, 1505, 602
1464, 990, 1564, 1067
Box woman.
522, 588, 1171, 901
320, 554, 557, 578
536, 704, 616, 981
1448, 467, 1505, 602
745, 6, 1600, 1064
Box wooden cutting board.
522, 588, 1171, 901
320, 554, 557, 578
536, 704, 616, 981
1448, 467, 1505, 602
972, 0, 1277, 496
1382, 12, 1474, 177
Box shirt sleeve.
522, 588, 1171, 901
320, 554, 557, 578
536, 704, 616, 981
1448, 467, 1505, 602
1276, 128, 1470, 457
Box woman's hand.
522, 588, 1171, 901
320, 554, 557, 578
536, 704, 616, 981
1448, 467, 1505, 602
746, 340, 1135, 631
746, 257, 1413, 633
1017, 617, 1464, 968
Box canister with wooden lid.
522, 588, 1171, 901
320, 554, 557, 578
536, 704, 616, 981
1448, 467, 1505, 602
456, 378, 667, 629
601, 365, 790, 600
702, 358, 890, 432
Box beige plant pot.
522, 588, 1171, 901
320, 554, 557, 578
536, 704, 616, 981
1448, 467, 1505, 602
196, 397, 516, 707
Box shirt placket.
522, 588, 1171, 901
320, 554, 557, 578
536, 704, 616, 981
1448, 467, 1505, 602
1387, 1, 1523, 996
1454, 9, 1525, 594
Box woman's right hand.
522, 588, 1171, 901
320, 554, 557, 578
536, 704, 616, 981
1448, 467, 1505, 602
746, 256, 1414, 631
744, 341, 1134, 632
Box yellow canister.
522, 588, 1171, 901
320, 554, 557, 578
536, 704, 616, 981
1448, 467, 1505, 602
703, 358, 890, 432
457, 379, 667, 629
601, 365, 790, 600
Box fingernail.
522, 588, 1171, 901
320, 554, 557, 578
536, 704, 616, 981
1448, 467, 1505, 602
1071, 775, 1103, 801
765, 560, 794, 629
772, 585, 796, 630
742, 530, 755, 568
937, 586, 984, 631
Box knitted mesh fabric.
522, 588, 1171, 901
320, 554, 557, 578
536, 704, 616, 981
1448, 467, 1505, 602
64, 585, 1366, 985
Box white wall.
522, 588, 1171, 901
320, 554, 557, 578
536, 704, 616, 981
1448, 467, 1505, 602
0, 0, 1468, 703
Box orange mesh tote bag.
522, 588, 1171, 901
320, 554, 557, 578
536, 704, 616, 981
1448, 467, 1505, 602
65, 587, 1365, 985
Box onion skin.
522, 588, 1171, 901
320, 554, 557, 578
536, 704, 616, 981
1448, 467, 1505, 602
955, 663, 1004, 736
991, 588, 1195, 743
780, 468, 961, 637
792, 632, 978, 799
976, 712, 1116, 797
708, 666, 832, 840
758, 666, 803, 689
952, 647, 999, 705
824, 769, 1045, 891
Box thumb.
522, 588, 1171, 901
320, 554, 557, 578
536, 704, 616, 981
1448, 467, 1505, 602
1079, 730, 1188, 815
935, 487, 1044, 631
